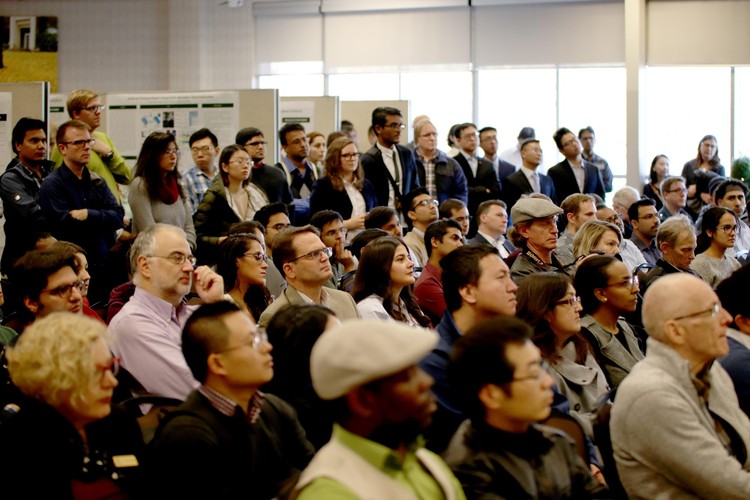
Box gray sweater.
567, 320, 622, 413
128, 176, 196, 249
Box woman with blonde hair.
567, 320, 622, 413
573, 219, 622, 260
1, 313, 144, 497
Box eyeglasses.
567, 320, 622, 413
148, 253, 197, 267
324, 227, 346, 238
412, 199, 439, 210
229, 159, 253, 166
718, 224, 738, 234
287, 246, 332, 263
556, 296, 582, 308
41, 280, 85, 298
83, 104, 105, 113
95, 356, 120, 381
601, 213, 621, 224
191, 146, 213, 155
215, 327, 269, 353
245, 140, 267, 147
268, 222, 291, 232
243, 252, 268, 264
385, 123, 405, 130
673, 302, 722, 322
607, 275, 639, 289
62, 138, 96, 148
163, 149, 181, 158
341, 153, 361, 161
510, 360, 550, 383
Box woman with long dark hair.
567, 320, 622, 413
643, 154, 669, 209
352, 235, 431, 327
682, 135, 725, 216
129, 132, 196, 248
690, 206, 741, 288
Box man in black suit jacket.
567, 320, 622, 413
467, 200, 516, 259
548, 127, 605, 203
360, 107, 419, 213
452, 123, 502, 218
479, 126, 516, 182
502, 138, 557, 211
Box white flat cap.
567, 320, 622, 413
310, 319, 438, 400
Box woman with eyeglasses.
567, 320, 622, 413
194, 145, 269, 265
216, 233, 273, 323
682, 135, 725, 217
642, 155, 670, 210
352, 235, 431, 327
0, 313, 145, 498
309, 137, 377, 243
129, 132, 196, 249
690, 206, 741, 288
516, 272, 609, 436
573, 255, 644, 388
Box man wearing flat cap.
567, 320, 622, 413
509, 197, 567, 285
292, 319, 466, 500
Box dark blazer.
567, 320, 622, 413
452, 153, 502, 216
415, 150, 469, 205
547, 159, 605, 203
496, 158, 516, 181
501, 169, 557, 210
360, 144, 420, 211
467, 233, 516, 255
309, 176, 378, 219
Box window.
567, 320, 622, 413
734, 67, 750, 160
257, 74, 324, 97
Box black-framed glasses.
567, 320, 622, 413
412, 199, 438, 210
243, 252, 268, 264
555, 296, 581, 308
245, 140, 267, 147
268, 222, 291, 232
341, 153, 361, 160
214, 327, 269, 353
602, 213, 621, 224
41, 280, 85, 298
287, 247, 332, 263
62, 138, 96, 148
718, 224, 738, 234
607, 275, 639, 289
191, 146, 213, 155
148, 253, 197, 267
83, 104, 105, 113
673, 302, 721, 322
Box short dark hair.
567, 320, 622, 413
189, 128, 218, 148
439, 198, 467, 219
340, 120, 355, 134
272, 225, 321, 278
11, 250, 80, 312
350, 229, 388, 260
573, 254, 619, 315
235, 127, 263, 146
254, 202, 289, 227
365, 206, 399, 230
453, 123, 477, 140
371, 107, 402, 129
279, 123, 306, 146
403, 187, 431, 213
424, 219, 462, 258
478, 126, 497, 137
12, 117, 46, 155
449, 317, 532, 423
627, 198, 656, 223
578, 126, 595, 138
714, 178, 748, 202
182, 301, 240, 383
553, 127, 573, 150
716, 266, 750, 329
476, 199, 506, 219
441, 244, 499, 312
217, 144, 250, 188
310, 210, 343, 232
228, 220, 265, 237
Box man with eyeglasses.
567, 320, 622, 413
257, 226, 359, 328
501, 138, 558, 210
148, 301, 314, 498
414, 119, 468, 205
109, 224, 226, 401
183, 128, 220, 214
361, 107, 420, 212
236, 127, 293, 205
548, 127, 605, 204
658, 175, 691, 222
446, 317, 606, 498
310, 210, 357, 291
51, 89, 131, 204
452, 122, 501, 223
403, 188, 440, 268
714, 178, 750, 257
612, 273, 750, 499
439, 198, 472, 238
628, 198, 662, 266
40, 120, 124, 304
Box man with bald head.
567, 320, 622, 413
612, 186, 641, 239
611, 273, 750, 499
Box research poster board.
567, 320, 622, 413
280, 96, 339, 136
0, 81, 49, 168
341, 100, 410, 153
0, 93, 12, 168
49, 93, 68, 130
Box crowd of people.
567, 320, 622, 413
0, 89, 749, 498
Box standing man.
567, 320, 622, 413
52, 89, 131, 203
184, 128, 219, 213
361, 107, 420, 212
499, 126, 538, 171
403, 188, 440, 268
579, 126, 613, 193
468, 200, 515, 259
236, 127, 293, 205
414, 119, 468, 205
502, 138, 557, 209
658, 176, 691, 222
0, 118, 52, 274
452, 123, 502, 220
629, 198, 662, 265
40, 120, 124, 303
276, 123, 317, 224
557, 194, 597, 264
479, 126, 515, 181
548, 127, 605, 203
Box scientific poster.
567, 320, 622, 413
281, 100, 315, 133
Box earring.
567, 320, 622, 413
600, 297, 608, 303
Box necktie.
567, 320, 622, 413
531, 172, 540, 193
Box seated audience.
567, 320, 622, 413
658, 175, 691, 222
516, 273, 609, 437
509, 197, 567, 284
109, 224, 225, 400
467, 200, 515, 258
574, 255, 644, 388
353, 235, 431, 327
611, 273, 750, 498
294, 319, 466, 499
716, 266, 750, 417
252, 202, 291, 298
714, 178, 750, 257
216, 232, 272, 323
573, 219, 622, 261
595, 204, 646, 271
129, 131, 196, 249
628, 198, 662, 265
1, 313, 144, 498
310, 210, 358, 290
642, 154, 669, 210
557, 194, 597, 265
258, 225, 359, 327
612, 186, 640, 238
148, 302, 314, 498
439, 198, 471, 238
446, 317, 607, 499
46, 241, 102, 321
402, 187, 440, 267
640, 214, 699, 294
690, 206, 741, 287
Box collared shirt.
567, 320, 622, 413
296, 285, 329, 306
417, 152, 437, 199
282, 157, 316, 199
460, 151, 478, 178
183, 165, 217, 213
520, 165, 540, 193
476, 230, 509, 258
376, 142, 401, 208
198, 384, 265, 424
570, 161, 586, 193
630, 234, 662, 266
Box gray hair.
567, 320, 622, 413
656, 214, 695, 249
129, 224, 187, 281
